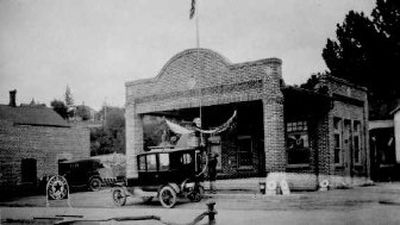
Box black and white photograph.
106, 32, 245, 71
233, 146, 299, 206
0, 0, 399, 224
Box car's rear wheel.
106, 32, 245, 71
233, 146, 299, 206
159, 185, 177, 208
88, 177, 102, 192
112, 187, 127, 206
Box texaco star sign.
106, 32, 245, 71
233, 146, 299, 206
46, 175, 69, 200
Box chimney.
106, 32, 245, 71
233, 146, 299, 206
9, 89, 17, 107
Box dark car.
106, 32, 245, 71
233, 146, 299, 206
58, 158, 105, 191
112, 147, 206, 208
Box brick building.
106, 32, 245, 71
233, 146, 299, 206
125, 49, 369, 188
0, 90, 90, 193
368, 105, 400, 181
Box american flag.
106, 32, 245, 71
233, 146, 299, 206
189, 0, 196, 19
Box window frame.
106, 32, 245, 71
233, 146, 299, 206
159, 153, 170, 171
146, 154, 158, 172
286, 121, 310, 166
181, 153, 192, 165
138, 155, 147, 172
353, 120, 362, 165
334, 117, 344, 166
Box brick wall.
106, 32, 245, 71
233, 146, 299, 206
125, 48, 286, 179
263, 99, 286, 172
322, 76, 369, 180
126, 49, 281, 100
281, 75, 369, 187
0, 124, 89, 191
125, 101, 143, 179
125, 49, 369, 185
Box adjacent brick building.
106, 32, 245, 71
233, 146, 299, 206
0, 90, 90, 193
125, 48, 369, 188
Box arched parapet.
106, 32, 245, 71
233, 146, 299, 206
126, 48, 283, 105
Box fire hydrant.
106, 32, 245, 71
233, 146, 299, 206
206, 201, 217, 225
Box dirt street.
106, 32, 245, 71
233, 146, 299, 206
2, 182, 400, 224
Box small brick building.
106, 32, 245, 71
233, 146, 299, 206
125, 49, 369, 187
0, 91, 90, 193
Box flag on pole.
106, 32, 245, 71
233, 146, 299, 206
189, 0, 196, 19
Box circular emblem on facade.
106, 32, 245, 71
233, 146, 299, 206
187, 78, 196, 89
46, 175, 69, 200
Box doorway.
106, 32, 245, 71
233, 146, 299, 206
343, 120, 353, 177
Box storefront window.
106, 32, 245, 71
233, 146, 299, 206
287, 121, 310, 165
237, 136, 253, 168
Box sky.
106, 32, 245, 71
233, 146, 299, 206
0, 0, 375, 110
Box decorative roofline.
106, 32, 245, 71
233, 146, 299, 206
321, 75, 368, 92
125, 48, 281, 87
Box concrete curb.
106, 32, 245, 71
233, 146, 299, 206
204, 192, 304, 201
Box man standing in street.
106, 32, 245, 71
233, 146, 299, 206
208, 148, 219, 194
193, 117, 218, 193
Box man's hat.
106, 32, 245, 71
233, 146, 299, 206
193, 117, 201, 126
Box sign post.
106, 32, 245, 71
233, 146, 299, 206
46, 175, 71, 207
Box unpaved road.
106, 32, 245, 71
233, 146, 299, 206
2, 183, 400, 224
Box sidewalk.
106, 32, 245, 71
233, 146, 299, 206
206, 177, 261, 193
207, 176, 318, 193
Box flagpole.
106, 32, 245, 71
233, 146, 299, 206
195, 0, 202, 129
195, 0, 200, 49
190, 0, 203, 131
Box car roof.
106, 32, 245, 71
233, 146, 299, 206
138, 147, 200, 156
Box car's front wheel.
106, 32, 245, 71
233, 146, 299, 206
112, 187, 127, 206
159, 185, 177, 208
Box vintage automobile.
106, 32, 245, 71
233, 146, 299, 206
112, 147, 206, 208
58, 158, 107, 192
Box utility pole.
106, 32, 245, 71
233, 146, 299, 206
103, 98, 107, 127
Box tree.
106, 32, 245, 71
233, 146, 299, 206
300, 72, 326, 90
143, 115, 169, 151
90, 106, 125, 156
50, 99, 68, 119
321, 0, 400, 119
64, 85, 74, 107
76, 105, 92, 121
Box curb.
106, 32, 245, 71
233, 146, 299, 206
204, 192, 304, 201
